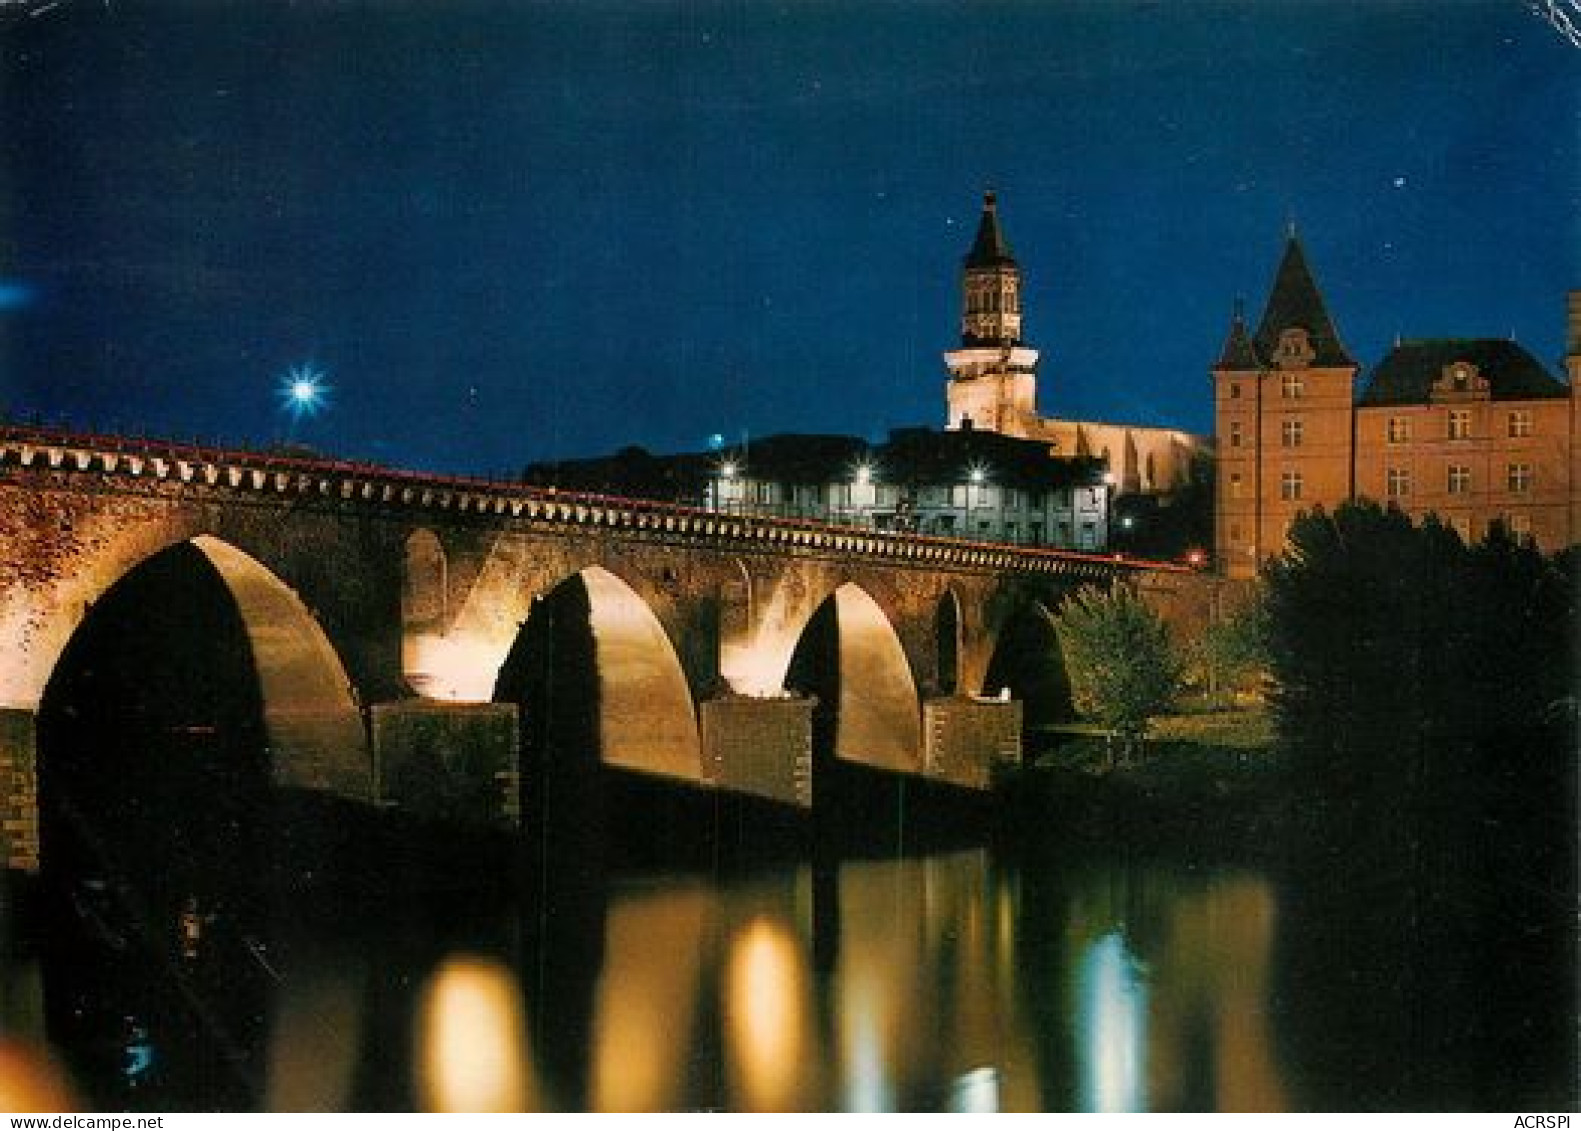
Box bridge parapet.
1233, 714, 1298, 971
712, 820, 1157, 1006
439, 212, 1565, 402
0, 424, 1189, 579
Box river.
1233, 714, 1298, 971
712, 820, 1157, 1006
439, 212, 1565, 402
4, 822, 1571, 1112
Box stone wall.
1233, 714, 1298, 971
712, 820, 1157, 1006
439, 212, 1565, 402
700, 696, 814, 807
369, 701, 520, 829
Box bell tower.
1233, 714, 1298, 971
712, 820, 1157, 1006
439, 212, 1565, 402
944, 191, 1042, 436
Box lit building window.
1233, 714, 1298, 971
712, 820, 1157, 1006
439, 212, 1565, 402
1507, 462, 1532, 493
1280, 470, 1303, 501
1448, 409, 1471, 440
1281, 372, 1304, 399
1508, 410, 1533, 439
1281, 418, 1304, 448
1509, 513, 1532, 539
1229, 472, 1243, 498
1448, 464, 1471, 495
1386, 467, 1410, 498
1387, 417, 1410, 444
1229, 421, 1242, 448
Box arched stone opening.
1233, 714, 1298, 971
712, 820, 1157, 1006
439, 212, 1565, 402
785, 583, 921, 776
493, 566, 701, 786
34, 536, 365, 1105
982, 600, 1073, 735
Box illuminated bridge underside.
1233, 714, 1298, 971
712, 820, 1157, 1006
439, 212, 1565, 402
0, 426, 1207, 870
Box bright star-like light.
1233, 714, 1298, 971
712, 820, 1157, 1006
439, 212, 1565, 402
278, 363, 329, 418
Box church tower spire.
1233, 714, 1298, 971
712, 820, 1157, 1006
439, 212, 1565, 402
960, 190, 1023, 345
945, 190, 1041, 435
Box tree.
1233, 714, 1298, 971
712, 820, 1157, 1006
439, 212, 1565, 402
1053, 585, 1182, 763
1193, 591, 1269, 707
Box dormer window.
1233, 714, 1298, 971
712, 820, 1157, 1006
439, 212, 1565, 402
1276, 328, 1315, 370
1431, 360, 1488, 401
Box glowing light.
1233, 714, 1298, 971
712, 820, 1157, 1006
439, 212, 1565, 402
1121, 516, 1135, 529
967, 463, 989, 486
853, 462, 873, 487
1075, 931, 1148, 1113
278, 363, 329, 418
415, 955, 535, 1113
725, 918, 811, 1111
1102, 472, 1117, 486
719, 459, 739, 480
0, 280, 35, 312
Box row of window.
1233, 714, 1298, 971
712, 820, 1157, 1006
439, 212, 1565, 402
1387, 409, 1534, 443
1225, 374, 1308, 401
1225, 409, 1538, 450
1386, 463, 1534, 497
1227, 463, 1540, 503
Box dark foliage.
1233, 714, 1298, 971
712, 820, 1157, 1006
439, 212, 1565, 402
1263, 502, 1576, 1109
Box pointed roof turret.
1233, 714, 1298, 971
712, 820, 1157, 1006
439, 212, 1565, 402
1214, 299, 1261, 370
1253, 234, 1355, 367
965, 189, 1017, 268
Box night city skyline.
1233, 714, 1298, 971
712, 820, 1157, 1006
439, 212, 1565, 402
1, 1, 1575, 476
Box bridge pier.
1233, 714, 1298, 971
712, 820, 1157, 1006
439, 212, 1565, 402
0, 708, 38, 873
701, 696, 815, 807
922, 697, 1022, 790
369, 701, 521, 830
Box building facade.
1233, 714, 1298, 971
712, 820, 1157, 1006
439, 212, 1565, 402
1213, 236, 1580, 578
944, 191, 1210, 498
528, 427, 1113, 551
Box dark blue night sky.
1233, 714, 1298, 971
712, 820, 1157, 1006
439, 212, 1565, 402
1, 1, 1575, 474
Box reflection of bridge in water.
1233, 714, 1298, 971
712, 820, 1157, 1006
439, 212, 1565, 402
0, 424, 1207, 874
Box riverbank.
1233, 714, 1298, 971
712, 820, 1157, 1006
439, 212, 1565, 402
1003, 706, 1285, 859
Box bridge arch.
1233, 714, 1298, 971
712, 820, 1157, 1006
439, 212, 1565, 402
401, 528, 450, 696
493, 565, 702, 784
982, 596, 1073, 734
40, 535, 370, 799
785, 582, 922, 775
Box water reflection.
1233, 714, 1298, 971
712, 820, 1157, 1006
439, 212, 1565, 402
16, 841, 1563, 1111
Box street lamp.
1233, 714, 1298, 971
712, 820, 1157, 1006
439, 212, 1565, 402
965, 462, 990, 541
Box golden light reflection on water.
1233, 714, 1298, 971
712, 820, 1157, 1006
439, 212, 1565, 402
724, 916, 815, 1111
414, 955, 536, 1113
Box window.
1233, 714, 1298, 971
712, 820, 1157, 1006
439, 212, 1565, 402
1281, 372, 1304, 399
1079, 521, 1098, 549
1386, 467, 1410, 498
1229, 383, 1241, 400
951, 485, 968, 507
1509, 513, 1532, 539
1448, 464, 1471, 495
1004, 488, 1023, 510
1229, 522, 1243, 542
1229, 421, 1243, 448
1281, 418, 1304, 448
1508, 410, 1533, 439
1027, 523, 1043, 546
1507, 462, 1532, 493
1448, 409, 1471, 440
977, 521, 992, 537
1229, 472, 1243, 498
1280, 470, 1303, 501
1387, 416, 1411, 444
1004, 522, 1018, 542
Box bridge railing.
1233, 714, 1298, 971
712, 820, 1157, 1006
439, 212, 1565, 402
0, 422, 1195, 578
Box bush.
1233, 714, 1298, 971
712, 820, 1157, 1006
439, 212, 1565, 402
1053, 585, 1183, 762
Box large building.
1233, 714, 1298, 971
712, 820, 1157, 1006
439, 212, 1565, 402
944, 191, 1210, 498
525, 426, 1113, 551
1213, 234, 1580, 578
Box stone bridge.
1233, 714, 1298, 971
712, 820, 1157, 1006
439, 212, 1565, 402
0, 424, 1203, 872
